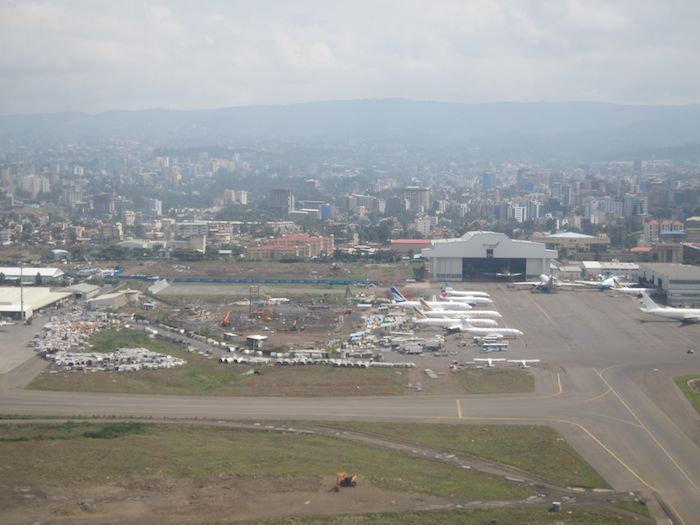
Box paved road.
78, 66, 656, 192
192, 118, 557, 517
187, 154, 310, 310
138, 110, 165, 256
2, 284, 700, 523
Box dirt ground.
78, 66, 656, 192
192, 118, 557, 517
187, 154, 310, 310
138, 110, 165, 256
1, 475, 448, 525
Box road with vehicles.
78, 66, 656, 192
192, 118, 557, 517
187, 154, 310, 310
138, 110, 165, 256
1, 285, 700, 524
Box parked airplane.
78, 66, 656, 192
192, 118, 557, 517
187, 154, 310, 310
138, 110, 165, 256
440, 284, 490, 298
413, 308, 498, 328
512, 274, 582, 292
482, 271, 523, 279
267, 297, 290, 305
438, 294, 494, 305
507, 359, 540, 368
419, 299, 502, 318
474, 357, 506, 368
639, 293, 700, 324
446, 319, 523, 337
574, 275, 655, 295
390, 288, 471, 310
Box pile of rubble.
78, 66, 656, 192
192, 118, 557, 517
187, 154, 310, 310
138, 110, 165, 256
33, 311, 106, 356
47, 347, 186, 372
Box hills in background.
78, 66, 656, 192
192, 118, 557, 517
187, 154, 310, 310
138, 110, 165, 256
2, 99, 700, 161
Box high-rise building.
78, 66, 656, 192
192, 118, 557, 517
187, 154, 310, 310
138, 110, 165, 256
269, 188, 295, 216
144, 198, 163, 217
92, 193, 115, 216
402, 186, 430, 213
623, 194, 648, 217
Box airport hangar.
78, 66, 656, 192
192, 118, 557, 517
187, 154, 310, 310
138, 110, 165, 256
421, 231, 557, 282
639, 262, 700, 307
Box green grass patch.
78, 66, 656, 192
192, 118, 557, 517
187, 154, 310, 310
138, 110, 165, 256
82, 422, 146, 439
309, 422, 608, 489
675, 374, 700, 415
0, 421, 147, 442
29, 330, 409, 396
459, 368, 535, 394
615, 500, 651, 519
0, 423, 527, 501
266, 507, 651, 525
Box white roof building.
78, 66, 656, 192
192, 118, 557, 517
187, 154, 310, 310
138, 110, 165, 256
421, 231, 557, 282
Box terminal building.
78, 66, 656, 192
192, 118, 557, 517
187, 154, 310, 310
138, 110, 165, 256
639, 263, 700, 307
421, 231, 557, 282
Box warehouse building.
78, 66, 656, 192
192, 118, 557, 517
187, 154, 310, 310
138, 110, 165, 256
421, 231, 557, 282
0, 287, 71, 320
0, 267, 65, 285
639, 263, 700, 307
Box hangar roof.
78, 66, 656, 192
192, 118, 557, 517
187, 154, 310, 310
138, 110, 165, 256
422, 231, 557, 259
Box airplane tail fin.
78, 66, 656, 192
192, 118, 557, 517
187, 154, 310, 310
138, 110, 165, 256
419, 298, 433, 311
412, 306, 427, 319
390, 287, 406, 303
441, 282, 454, 292
641, 292, 658, 311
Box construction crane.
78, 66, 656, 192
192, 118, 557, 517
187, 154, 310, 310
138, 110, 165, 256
336, 471, 358, 487
221, 310, 232, 327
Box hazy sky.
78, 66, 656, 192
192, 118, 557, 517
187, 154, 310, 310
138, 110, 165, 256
1, 0, 699, 114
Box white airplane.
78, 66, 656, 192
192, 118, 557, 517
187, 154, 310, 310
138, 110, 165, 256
574, 275, 655, 295
438, 294, 494, 305
390, 288, 472, 311
419, 299, 502, 318
267, 297, 290, 305
0, 320, 15, 327
413, 308, 498, 328
440, 284, 490, 298
640, 293, 700, 324
508, 359, 540, 369
482, 271, 523, 279
512, 274, 583, 292
474, 357, 506, 368
447, 319, 523, 338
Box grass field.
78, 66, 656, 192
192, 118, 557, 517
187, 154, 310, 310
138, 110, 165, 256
0, 422, 527, 501
308, 422, 609, 488
459, 368, 535, 394
266, 507, 651, 525
675, 374, 700, 415
29, 329, 409, 396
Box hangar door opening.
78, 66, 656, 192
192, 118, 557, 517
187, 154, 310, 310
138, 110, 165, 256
461, 258, 526, 281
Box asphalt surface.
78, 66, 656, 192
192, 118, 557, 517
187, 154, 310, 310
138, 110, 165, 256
2, 284, 700, 523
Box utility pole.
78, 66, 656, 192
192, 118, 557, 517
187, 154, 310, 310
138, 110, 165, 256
19, 263, 24, 322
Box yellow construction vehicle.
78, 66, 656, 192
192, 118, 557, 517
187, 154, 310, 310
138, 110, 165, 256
336, 471, 358, 487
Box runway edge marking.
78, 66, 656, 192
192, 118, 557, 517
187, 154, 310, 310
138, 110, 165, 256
595, 368, 700, 493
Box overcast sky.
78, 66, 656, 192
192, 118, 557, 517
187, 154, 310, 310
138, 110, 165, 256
1, 0, 699, 114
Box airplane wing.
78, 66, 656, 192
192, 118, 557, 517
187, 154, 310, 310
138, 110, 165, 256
511, 281, 542, 286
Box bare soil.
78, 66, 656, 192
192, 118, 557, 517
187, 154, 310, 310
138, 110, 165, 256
1, 475, 447, 525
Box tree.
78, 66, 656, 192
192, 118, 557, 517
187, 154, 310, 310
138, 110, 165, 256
0, 272, 5, 285
34, 272, 43, 286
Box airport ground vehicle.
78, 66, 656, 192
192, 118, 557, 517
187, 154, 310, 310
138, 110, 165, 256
336, 471, 358, 487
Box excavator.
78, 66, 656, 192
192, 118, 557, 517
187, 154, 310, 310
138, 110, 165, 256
336, 471, 358, 487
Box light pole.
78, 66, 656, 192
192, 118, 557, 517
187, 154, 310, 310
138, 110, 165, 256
19, 263, 24, 322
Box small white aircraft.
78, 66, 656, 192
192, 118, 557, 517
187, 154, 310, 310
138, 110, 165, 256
413, 308, 498, 328
507, 359, 540, 369
267, 297, 290, 305
483, 271, 523, 279
512, 274, 583, 292
419, 299, 502, 318
440, 284, 490, 298
474, 357, 506, 368
447, 319, 523, 338
640, 293, 700, 324
390, 288, 472, 310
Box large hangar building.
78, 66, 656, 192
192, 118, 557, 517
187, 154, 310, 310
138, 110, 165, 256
422, 231, 557, 282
